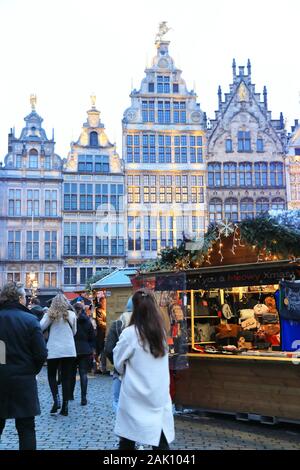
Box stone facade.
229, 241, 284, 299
286, 120, 300, 209
207, 60, 287, 223
123, 37, 206, 266
62, 98, 125, 292
0, 98, 63, 300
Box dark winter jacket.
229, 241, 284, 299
104, 319, 123, 365
74, 313, 95, 356
30, 305, 45, 322
0, 302, 48, 419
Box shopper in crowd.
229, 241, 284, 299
29, 297, 45, 321
40, 293, 77, 416
105, 297, 133, 411
0, 282, 47, 450
70, 303, 95, 405
113, 288, 175, 450
95, 299, 109, 374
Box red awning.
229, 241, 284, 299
64, 292, 78, 300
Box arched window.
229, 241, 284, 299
240, 198, 254, 220
271, 198, 285, 211
239, 162, 252, 187
224, 197, 238, 222
89, 131, 98, 147
29, 149, 38, 169
208, 163, 221, 187
270, 162, 284, 186
209, 198, 223, 222
256, 198, 269, 214
224, 162, 237, 187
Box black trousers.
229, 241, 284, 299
119, 431, 170, 450
70, 355, 90, 399
0, 416, 36, 450
47, 357, 74, 402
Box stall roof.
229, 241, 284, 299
91, 268, 137, 289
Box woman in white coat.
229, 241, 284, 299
40, 293, 77, 416
113, 288, 175, 450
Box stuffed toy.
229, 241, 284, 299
264, 296, 277, 314
254, 303, 269, 315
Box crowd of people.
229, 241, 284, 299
0, 282, 175, 450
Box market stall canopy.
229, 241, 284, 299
91, 268, 137, 290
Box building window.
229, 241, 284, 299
255, 162, 268, 187
270, 162, 284, 187
224, 198, 238, 222
226, 139, 233, 152
159, 175, 172, 203
96, 235, 109, 256
175, 176, 188, 203
142, 100, 155, 123
8, 189, 21, 216
142, 134, 156, 163
89, 131, 98, 147
128, 216, 141, 251
80, 223, 93, 255
44, 272, 57, 288
64, 222, 77, 255
192, 215, 205, 239
8, 231, 21, 260
271, 198, 285, 211
238, 131, 251, 152
207, 163, 221, 187
45, 190, 57, 216
295, 148, 300, 156
64, 267, 77, 285
78, 155, 93, 173
64, 183, 78, 210
95, 155, 109, 173
27, 189, 39, 216
16, 155, 22, 168
157, 75, 170, 93
143, 175, 157, 204
144, 216, 157, 251
80, 267, 93, 285
158, 101, 171, 124
80, 184, 93, 211
110, 184, 124, 211
44, 155, 51, 170
127, 176, 140, 203
190, 136, 203, 163
29, 149, 38, 169
111, 222, 125, 256
95, 183, 109, 210
173, 101, 186, 123
256, 198, 269, 214
239, 162, 252, 187
240, 198, 254, 220
173, 83, 179, 93
25, 272, 39, 289
158, 135, 171, 163
159, 216, 174, 249
126, 134, 140, 163
45, 231, 57, 260
7, 272, 21, 283
148, 82, 154, 92
191, 175, 204, 203
224, 163, 237, 187
257, 138, 264, 152
174, 135, 187, 163
26, 231, 39, 260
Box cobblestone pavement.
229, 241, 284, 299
1, 367, 300, 450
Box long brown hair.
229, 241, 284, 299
129, 288, 167, 358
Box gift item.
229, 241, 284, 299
261, 313, 278, 324
254, 303, 269, 315
195, 323, 214, 342
238, 330, 255, 342
238, 336, 253, 349
170, 303, 184, 321
239, 309, 255, 320
197, 299, 210, 316
241, 317, 259, 330
265, 334, 280, 346
259, 323, 280, 336
215, 323, 241, 339
222, 303, 234, 320
264, 296, 277, 314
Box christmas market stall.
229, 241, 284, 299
135, 216, 300, 424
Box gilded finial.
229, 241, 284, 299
30, 94, 37, 110
90, 94, 96, 108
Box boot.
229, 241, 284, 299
50, 396, 60, 414
81, 396, 87, 406
60, 401, 68, 416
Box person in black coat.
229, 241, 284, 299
0, 282, 48, 450
70, 303, 95, 405
29, 297, 45, 322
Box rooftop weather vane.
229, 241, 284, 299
155, 21, 172, 42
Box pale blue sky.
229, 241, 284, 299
0, 0, 299, 160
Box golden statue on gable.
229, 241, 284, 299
238, 83, 248, 101
155, 21, 172, 42
30, 94, 37, 110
